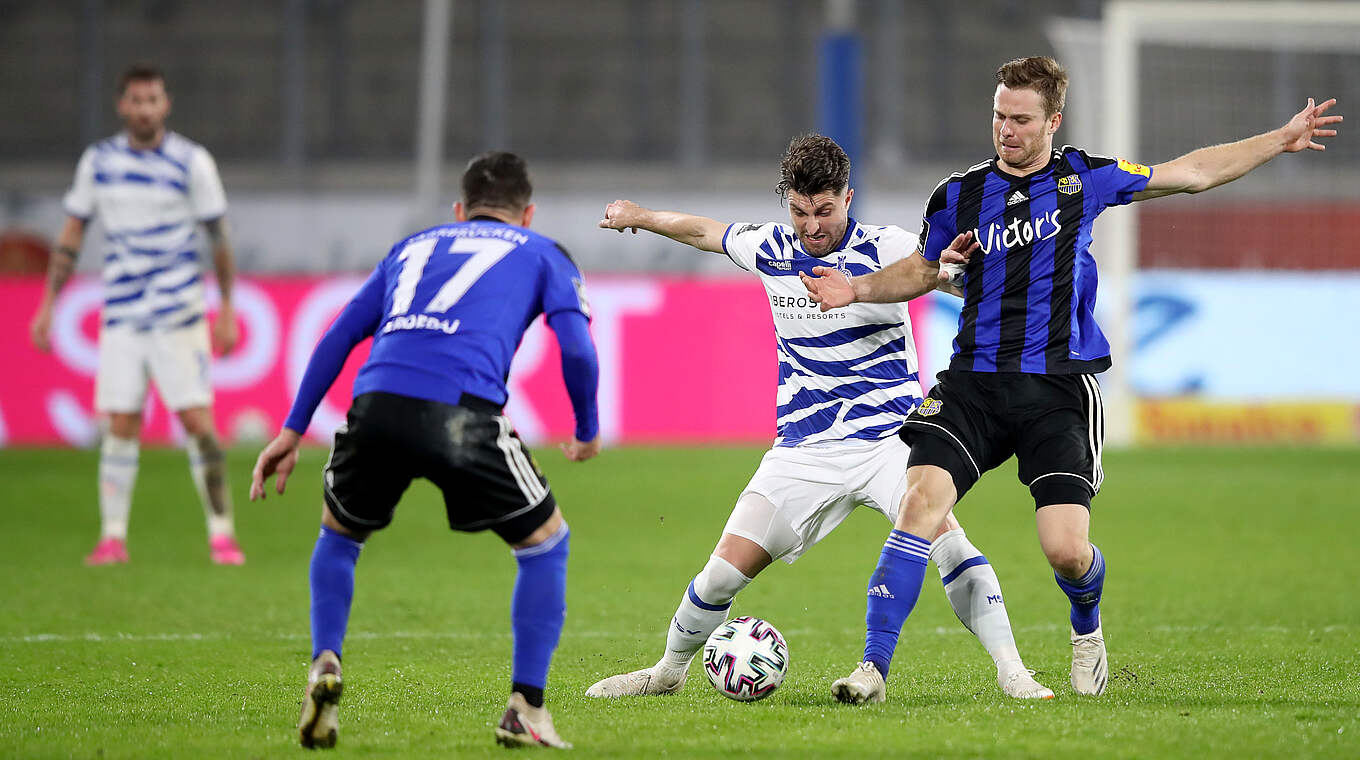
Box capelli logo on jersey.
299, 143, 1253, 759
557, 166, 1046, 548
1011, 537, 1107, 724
972, 209, 1062, 255
1116, 157, 1151, 177
768, 259, 793, 271
917, 398, 943, 416
571, 276, 592, 318
1057, 175, 1082, 195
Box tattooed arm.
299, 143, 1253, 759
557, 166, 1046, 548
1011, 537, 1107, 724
203, 217, 239, 354
29, 216, 87, 352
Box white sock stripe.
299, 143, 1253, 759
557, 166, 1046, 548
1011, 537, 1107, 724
885, 534, 931, 551
884, 538, 931, 560
889, 531, 932, 549
495, 418, 546, 503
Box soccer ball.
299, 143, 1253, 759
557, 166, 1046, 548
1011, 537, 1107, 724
702, 616, 789, 702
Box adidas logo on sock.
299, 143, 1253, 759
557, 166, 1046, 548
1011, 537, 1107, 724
867, 584, 894, 599
1007, 190, 1028, 207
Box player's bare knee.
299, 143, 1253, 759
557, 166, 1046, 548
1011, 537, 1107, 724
898, 477, 954, 534
177, 406, 215, 437
511, 508, 563, 549
714, 533, 772, 578
1043, 541, 1092, 578
107, 412, 142, 439
321, 504, 369, 542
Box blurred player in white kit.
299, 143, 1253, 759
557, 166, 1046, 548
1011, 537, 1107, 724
29, 64, 246, 566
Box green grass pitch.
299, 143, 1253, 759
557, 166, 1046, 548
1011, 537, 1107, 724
1, 445, 1356, 758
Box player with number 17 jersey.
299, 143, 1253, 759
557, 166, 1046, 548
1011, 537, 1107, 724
324, 221, 592, 415
256, 151, 599, 749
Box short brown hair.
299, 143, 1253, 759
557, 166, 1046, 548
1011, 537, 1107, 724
996, 56, 1068, 116
461, 151, 533, 212
118, 63, 165, 95
776, 134, 850, 201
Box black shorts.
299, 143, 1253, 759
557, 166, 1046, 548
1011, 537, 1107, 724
898, 370, 1105, 509
323, 391, 557, 543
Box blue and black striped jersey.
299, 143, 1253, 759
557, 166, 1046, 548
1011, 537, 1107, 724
918, 146, 1152, 375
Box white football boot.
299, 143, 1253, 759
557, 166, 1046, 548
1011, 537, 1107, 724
999, 667, 1055, 699
831, 661, 886, 704
1070, 623, 1109, 695
495, 692, 571, 749
585, 664, 687, 698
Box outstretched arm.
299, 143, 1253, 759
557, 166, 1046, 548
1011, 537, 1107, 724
599, 199, 728, 253
802, 232, 978, 311
1135, 97, 1342, 200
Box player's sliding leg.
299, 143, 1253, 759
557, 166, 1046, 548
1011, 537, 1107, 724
299, 507, 366, 749
931, 513, 1053, 699
1037, 502, 1107, 695
87, 413, 140, 565
586, 493, 794, 698
178, 407, 244, 565
833, 465, 956, 705
496, 509, 572, 749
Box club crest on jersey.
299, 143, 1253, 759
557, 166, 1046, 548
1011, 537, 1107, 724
836, 254, 850, 275
1057, 175, 1082, 195
917, 398, 943, 416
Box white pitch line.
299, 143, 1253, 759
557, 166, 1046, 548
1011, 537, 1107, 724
2, 623, 1352, 645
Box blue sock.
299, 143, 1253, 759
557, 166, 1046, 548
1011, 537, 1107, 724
511, 523, 570, 705
1055, 544, 1105, 635
862, 530, 931, 680
310, 525, 364, 660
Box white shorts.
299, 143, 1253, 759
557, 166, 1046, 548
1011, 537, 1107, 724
95, 320, 213, 413
725, 435, 909, 564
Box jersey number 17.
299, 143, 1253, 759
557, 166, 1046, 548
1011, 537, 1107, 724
389, 237, 517, 316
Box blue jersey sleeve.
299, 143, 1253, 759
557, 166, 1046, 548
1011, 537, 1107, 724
282, 266, 387, 434
916, 179, 957, 262
546, 310, 600, 442
540, 243, 592, 320
1080, 149, 1153, 209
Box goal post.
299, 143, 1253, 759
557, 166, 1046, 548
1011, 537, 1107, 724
1060, 1, 1360, 447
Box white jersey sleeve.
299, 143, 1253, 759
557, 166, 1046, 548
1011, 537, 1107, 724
720, 222, 780, 272
875, 226, 916, 267
188, 147, 227, 221
62, 147, 97, 220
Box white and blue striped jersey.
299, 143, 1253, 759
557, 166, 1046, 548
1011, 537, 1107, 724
721, 218, 923, 447
63, 131, 227, 331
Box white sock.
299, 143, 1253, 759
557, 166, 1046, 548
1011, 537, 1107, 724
659, 554, 753, 670
186, 434, 235, 537
98, 435, 139, 540
931, 529, 1024, 675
